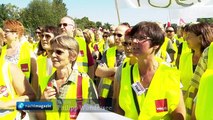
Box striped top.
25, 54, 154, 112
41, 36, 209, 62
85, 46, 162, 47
191, 47, 208, 88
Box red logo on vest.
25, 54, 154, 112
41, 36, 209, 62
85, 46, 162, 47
155, 99, 168, 112
79, 50, 84, 57
21, 63, 29, 72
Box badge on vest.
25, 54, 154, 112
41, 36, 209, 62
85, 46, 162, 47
0, 86, 9, 97
155, 99, 168, 112
21, 63, 29, 72
79, 50, 84, 57
131, 81, 146, 96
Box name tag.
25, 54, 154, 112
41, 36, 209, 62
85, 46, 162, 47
155, 99, 168, 112
21, 63, 29, 72
131, 81, 146, 96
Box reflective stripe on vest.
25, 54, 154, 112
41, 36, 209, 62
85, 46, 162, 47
185, 86, 196, 120
75, 36, 88, 73
179, 52, 193, 95
46, 72, 90, 120
0, 62, 18, 119
207, 43, 213, 69
195, 43, 213, 120
119, 63, 180, 120
100, 46, 116, 98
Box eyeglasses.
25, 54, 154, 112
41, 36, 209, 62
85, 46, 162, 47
58, 23, 73, 27
103, 35, 108, 38
122, 41, 131, 46
48, 49, 64, 56
130, 36, 152, 42
166, 30, 174, 33
113, 33, 123, 37
4, 29, 17, 33
41, 34, 52, 39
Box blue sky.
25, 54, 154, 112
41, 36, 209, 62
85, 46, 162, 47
0, 0, 121, 25
2, 0, 211, 26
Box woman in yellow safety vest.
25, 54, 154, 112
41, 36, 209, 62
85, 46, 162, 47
37, 35, 98, 120
0, 61, 36, 119
191, 43, 213, 120
0, 19, 38, 97
36, 26, 59, 98
114, 21, 186, 120
181, 22, 213, 120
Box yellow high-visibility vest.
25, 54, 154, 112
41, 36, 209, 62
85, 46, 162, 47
119, 63, 180, 120
99, 46, 116, 98
196, 43, 213, 120
46, 72, 90, 120
0, 43, 31, 81
37, 55, 55, 92
75, 36, 88, 73
179, 52, 193, 96
0, 62, 18, 119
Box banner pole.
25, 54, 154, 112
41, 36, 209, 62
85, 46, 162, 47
115, 0, 121, 24
168, 8, 171, 23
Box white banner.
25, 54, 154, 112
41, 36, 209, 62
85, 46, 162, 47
118, 0, 213, 9
117, 0, 213, 24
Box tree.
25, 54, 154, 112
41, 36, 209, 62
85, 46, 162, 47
74, 17, 96, 30
0, 3, 22, 27
20, 0, 67, 33
0, 1, 112, 32
51, 0, 67, 25
197, 18, 213, 23
95, 21, 102, 28
102, 23, 111, 29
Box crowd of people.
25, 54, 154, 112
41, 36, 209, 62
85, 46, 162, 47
0, 16, 213, 120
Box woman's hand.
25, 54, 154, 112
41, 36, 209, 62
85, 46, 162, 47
41, 86, 56, 100
0, 101, 6, 109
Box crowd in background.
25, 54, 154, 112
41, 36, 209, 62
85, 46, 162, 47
0, 17, 213, 120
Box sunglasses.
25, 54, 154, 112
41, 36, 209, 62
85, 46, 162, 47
49, 49, 64, 56
103, 35, 108, 38
35, 31, 41, 34
58, 23, 73, 27
166, 30, 174, 33
122, 42, 132, 46
41, 34, 52, 39
113, 33, 123, 37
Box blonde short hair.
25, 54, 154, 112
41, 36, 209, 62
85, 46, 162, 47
51, 35, 79, 54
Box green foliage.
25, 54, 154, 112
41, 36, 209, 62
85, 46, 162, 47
102, 23, 111, 29
74, 17, 112, 30
0, 3, 22, 27
21, 0, 67, 32
0, 1, 112, 32
96, 21, 102, 28
197, 18, 213, 23
74, 17, 96, 30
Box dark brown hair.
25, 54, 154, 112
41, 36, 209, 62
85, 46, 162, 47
186, 22, 213, 52
129, 21, 165, 53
